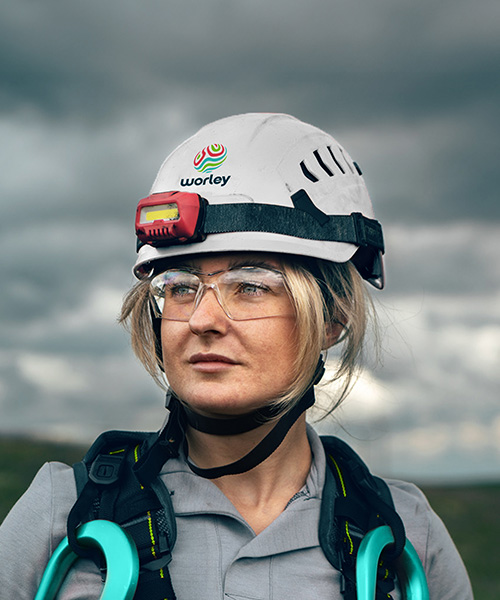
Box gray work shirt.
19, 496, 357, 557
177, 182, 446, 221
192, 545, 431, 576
0, 426, 473, 599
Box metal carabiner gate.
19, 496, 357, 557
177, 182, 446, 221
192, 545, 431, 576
356, 525, 430, 600
34, 520, 139, 600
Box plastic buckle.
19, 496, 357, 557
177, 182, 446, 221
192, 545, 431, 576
351, 212, 384, 252
89, 455, 124, 485
351, 212, 369, 247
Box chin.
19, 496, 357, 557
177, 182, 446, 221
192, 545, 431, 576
177, 388, 270, 417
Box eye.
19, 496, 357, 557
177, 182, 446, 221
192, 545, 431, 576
165, 282, 198, 300
236, 281, 270, 297
224, 267, 286, 300
154, 270, 200, 302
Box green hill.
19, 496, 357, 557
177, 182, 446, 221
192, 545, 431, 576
1, 436, 498, 598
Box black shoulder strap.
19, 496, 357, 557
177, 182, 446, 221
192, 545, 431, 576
319, 435, 406, 600
68, 429, 178, 600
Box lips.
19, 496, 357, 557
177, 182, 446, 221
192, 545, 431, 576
188, 353, 240, 373
188, 353, 238, 365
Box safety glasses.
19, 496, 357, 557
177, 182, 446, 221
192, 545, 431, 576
150, 266, 294, 321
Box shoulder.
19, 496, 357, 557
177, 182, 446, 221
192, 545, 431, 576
313, 435, 473, 599
384, 478, 473, 599
34, 461, 77, 511
385, 478, 433, 518
384, 478, 450, 556
383, 479, 434, 555
37, 459, 76, 491
0, 461, 78, 596
1, 461, 76, 542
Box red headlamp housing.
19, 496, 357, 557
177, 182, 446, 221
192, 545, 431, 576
135, 191, 207, 247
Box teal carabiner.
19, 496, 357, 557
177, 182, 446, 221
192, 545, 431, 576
34, 520, 139, 600
356, 525, 430, 600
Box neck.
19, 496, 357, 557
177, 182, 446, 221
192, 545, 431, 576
185, 415, 312, 534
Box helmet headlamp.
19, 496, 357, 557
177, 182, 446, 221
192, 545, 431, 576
135, 191, 206, 249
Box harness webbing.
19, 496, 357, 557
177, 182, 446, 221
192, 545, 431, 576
68, 432, 177, 599
319, 436, 405, 600
68, 431, 405, 600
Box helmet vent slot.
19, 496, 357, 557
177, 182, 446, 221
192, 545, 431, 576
300, 161, 319, 183
313, 150, 334, 177
327, 146, 346, 174
339, 147, 355, 174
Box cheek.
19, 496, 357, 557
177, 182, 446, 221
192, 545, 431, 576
160, 321, 183, 368
259, 322, 300, 397
255, 319, 298, 370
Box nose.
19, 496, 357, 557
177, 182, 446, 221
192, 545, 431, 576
188, 285, 230, 334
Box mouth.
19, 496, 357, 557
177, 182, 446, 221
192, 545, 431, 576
188, 353, 239, 372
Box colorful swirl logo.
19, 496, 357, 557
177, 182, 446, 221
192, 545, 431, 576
193, 144, 227, 173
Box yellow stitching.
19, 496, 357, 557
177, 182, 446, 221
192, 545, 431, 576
331, 456, 353, 553
109, 448, 125, 454
345, 522, 354, 554
378, 559, 389, 579
134, 444, 144, 490
329, 455, 347, 497
147, 511, 158, 558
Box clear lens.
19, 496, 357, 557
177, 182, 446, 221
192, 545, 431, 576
150, 266, 292, 321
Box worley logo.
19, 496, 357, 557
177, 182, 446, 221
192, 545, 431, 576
194, 144, 227, 173
180, 143, 231, 187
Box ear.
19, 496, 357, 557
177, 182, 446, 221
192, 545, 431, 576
323, 320, 345, 350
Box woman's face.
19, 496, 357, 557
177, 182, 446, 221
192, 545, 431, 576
160, 252, 298, 417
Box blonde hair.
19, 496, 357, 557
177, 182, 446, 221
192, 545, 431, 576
277, 258, 371, 415
119, 257, 372, 418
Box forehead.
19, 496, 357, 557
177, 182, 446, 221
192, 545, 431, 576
172, 251, 286, 272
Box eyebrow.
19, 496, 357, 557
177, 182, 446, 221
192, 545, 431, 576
169, 258, 281, 273
227, 258, 280, 270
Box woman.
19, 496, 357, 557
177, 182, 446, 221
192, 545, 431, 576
0, 113, 472, 599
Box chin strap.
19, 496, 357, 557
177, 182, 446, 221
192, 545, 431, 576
185, 386, 316, 479
181, 400, 280, 435
173, 356, 325, 479
135, 358, 325, 483
169, 356, 325, 436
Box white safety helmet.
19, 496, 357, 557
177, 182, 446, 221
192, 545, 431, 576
134, 113, 385, 288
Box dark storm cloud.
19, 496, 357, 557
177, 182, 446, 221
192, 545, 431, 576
0, 220, 132, 322
2, 0, 499, 122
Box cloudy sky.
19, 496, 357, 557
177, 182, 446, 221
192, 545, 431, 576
1, 0, 499, 482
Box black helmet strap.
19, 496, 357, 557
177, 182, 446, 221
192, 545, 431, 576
169, 357, 325, 479
135, 358, 325, 483
183, 386, 316, 479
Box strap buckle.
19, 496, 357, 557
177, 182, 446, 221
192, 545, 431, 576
351, 212, 385, 252
89, 454, 124, 485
